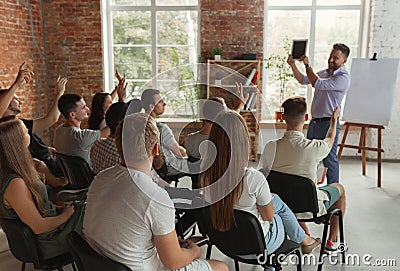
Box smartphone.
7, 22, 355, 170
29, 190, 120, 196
188, 236, 209, 246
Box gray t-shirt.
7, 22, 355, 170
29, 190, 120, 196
53, 125, 100, 167
83, 165, 175, 270
158, 122, 189, 173
184, 131, 208, 159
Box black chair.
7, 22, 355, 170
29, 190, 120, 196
194, 202, 302, 271
56, 153, 94, 189
0, 218, 76, 271
261, 169, 345, 271
165, 187, 199, 238
66, 231, 131, 271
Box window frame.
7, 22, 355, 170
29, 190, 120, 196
102, 0, 200, 99
262, 0, 371, 119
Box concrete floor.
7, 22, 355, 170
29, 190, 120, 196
1, 158, 399, 270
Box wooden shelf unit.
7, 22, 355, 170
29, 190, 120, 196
206, 59, 262, 160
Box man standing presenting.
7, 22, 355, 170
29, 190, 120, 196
287, 43, 351, 184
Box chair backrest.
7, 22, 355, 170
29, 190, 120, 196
67, 231, 131, 271
260, 169, 319, 218
56, 153, 94, 189
0, 218, 42, 267
194, 205, 266, 262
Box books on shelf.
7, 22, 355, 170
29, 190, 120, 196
245, 68, 257, 86
244, 91, 257, 110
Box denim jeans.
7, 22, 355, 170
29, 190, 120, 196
307, 120, 341, 184
265, 195, 306, 254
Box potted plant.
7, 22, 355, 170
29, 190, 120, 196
213, 47, 222, 60
265, 37, 293, 121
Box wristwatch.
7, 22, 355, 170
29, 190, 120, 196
305, 63, 310, 68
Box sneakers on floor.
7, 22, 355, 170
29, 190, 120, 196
302, 237, 321, 254
57, 188, 88, 203
325, 240, 348, 253
325, 240, 337, 252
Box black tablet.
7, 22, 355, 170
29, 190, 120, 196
291, 39, 308, 59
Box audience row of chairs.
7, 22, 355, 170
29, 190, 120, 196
1, 168, 344, 271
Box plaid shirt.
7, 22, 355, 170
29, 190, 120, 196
90, 137, 120, 175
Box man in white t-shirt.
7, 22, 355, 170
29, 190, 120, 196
54, 94, 110, 167
260, 96, 346, 252
83, 113, 227, 271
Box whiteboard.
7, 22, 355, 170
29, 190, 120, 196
342, 58, 400, 126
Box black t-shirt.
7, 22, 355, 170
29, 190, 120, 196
21, 119, 52, 160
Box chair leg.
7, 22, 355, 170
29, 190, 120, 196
295, 249, 302, 271
234, 259, 240, 271
337, 211, 346, 263
20, 262, 26, 271
206, 244, 212, 259
317, 222, 330, 271
71, 261, 78, 271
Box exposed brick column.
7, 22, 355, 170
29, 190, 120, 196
200, 0, 264, 60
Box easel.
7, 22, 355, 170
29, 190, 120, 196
338, 122, 384, 187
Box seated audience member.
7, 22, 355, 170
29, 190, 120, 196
141, 89, 189, 176
90, 102, 131, 174
184, 97, 226, 160
88, 70, 127, 130
83, 113, 228, 271
200, 110, 321, 255
0, 115, 84, 260
54, 94, 109, 167
1, 65, 68, 188
260, 97, 346, 252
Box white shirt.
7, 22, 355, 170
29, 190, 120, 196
83, 165, 175, 271
234, 168, 273, 236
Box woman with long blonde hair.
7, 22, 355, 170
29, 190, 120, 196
0, 115, 83, 260
200, 110, 321, 255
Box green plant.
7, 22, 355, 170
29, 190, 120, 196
170, 48, 201, 121
213, 47, 222, 55
265, 36, 293, 108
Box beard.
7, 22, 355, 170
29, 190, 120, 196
9, 107, 21, 115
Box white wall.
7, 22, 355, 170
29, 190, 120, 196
367, 0, 400, 159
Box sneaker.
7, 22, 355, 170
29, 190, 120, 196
325, 240, 337, 252
57, 188, 88, 203
302, 238, 321, 254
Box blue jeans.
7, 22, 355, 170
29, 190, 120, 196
265, 195, 306, 254
307, 120, 340, 184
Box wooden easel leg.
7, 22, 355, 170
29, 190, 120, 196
378, 128, 382, 187
361, 127, 366, 176
338, 124, 349, 160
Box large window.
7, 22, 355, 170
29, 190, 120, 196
102, 0, 199, 115
263, 0, 370, 117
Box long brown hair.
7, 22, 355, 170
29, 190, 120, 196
199, 110, 250, 231
0, 116, 46, 215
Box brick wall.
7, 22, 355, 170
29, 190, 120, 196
0, 0, 103, 123
200, 0, 264, 60
42, 0, 103, 109
0, 0, 47, 120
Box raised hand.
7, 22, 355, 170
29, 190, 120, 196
116, 76, 127, 102
287, 54, 295, 66
331, 106, 339, 122
13, 62, 34, 88
234, 82, 249, 111
55, 76, 68, 96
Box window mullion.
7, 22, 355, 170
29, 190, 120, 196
151, 0, 157, 88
